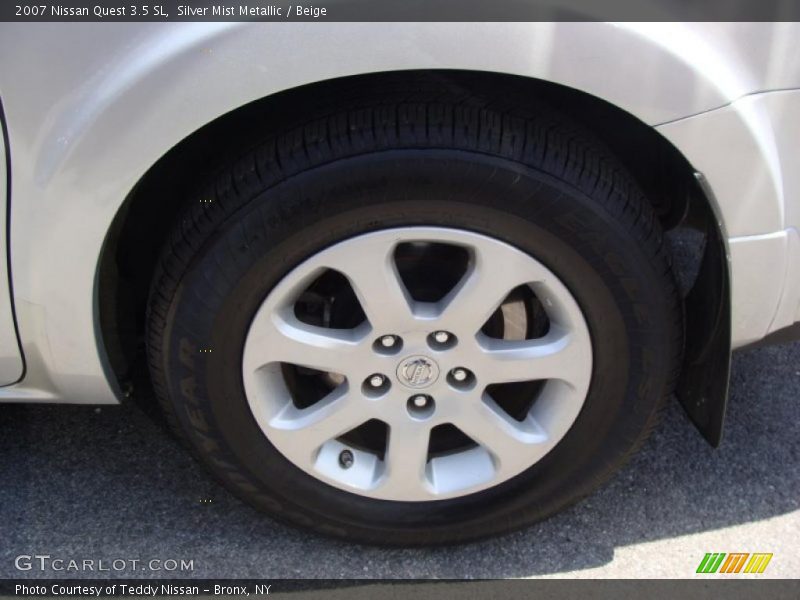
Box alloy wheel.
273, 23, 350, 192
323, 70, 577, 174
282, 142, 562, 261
242, 227, 593, 501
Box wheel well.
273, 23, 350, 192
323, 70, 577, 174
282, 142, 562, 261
98, 69, 714, 397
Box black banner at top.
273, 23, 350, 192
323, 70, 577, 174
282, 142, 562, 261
3, 0, 800, 22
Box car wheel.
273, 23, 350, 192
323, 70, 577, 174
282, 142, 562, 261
146, 93, 682, 544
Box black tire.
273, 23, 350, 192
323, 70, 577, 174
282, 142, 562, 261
146, 89, 682, 545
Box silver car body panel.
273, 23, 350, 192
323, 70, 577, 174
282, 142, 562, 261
0, 22, 798, 403
0, 106, 24, 384
656, 89, 800, 347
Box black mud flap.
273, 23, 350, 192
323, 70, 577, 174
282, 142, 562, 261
676, 212, 731, 447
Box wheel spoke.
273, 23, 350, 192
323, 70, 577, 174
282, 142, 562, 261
378, 421, 433, 497
436, 241, 546, 334
452, 393, 549, 473
473, 326, 591, 388
243, 313, 368, 377
323, 237, 417, 332
266, 387, 368, 466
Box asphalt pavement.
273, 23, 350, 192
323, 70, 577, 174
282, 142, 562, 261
1, 339, 798, 579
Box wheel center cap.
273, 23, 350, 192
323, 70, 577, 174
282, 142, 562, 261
396, 355, 440, 389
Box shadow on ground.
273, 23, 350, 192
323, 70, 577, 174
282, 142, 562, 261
1, 341, 798, 578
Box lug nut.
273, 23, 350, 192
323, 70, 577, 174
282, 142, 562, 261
407, 394, 435, 418
338, 449, 354, 469
451, 368, 468, 382
363, 373, 391, 397
374, 334, 402, 354
429, 330, 457, 349
448, 368, 474, 389
433, 331, 450, 344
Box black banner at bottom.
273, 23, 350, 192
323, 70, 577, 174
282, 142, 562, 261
1, 580, 799, 599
